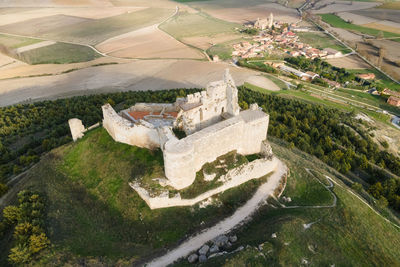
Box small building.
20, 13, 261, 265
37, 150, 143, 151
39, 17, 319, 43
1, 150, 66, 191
305, 71, 319, 80
357, 73, 376, 80
387, 96, 400, 107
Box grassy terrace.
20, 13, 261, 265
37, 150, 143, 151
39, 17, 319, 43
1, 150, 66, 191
320, 14, 400, 41
0, 127, 272, 265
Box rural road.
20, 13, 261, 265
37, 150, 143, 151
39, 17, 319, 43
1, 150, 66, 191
146, 160, 287, 267
0, 60, 266, 107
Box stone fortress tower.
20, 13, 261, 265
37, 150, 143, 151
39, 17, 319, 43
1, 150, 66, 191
100, 70, 271, 190
254, 12, 274, 30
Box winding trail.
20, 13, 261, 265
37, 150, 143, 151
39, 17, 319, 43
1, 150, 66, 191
276, 168, 337, 209
146, 159, 287, 267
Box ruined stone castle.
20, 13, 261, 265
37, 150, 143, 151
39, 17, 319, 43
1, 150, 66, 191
99, 70, 270, 190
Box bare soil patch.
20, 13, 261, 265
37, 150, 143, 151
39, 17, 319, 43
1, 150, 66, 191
97, 25, 203, 59
312, 0, 380, 14
15, 40, 56, 53
0, 14, 90, 35
0, 7, 146, 26
0, 57, 128, 79
246, 75, 280, 91
0, 0, 113, 7
353, 8, 400, 24
337, 12, 378, 25
194, 3, 299, 24
0, 53, 26, 69
326, 54, 371, 69
181, 33, 242, 50
0, 60, 263, 106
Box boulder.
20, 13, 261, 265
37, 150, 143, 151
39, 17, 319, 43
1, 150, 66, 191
198, 245, 209, 255
229, 235, 237, 243
209, 244, 219, 254
271, 233, 277, 238
214, 235, 229, 247
188, 254, 198, 263
199, 254, 207, 263
224, 241, 232, 249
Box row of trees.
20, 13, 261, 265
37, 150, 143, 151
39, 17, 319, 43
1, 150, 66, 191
285, 56, 388, 91
238, 87, 400, 211
1, 190, 49, 264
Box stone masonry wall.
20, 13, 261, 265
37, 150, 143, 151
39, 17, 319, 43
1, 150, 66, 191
102, 104, 160, 149
163, 109, 269, 189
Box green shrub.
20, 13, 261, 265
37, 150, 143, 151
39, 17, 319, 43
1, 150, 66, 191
3, 206, 21, 225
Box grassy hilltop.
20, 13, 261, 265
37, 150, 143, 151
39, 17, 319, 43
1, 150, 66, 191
0, 127, 267, 266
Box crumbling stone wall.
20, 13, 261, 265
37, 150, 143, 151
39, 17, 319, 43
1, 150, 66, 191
68, 118, 86, 141
102, 104, 160, 149
164, 109, 269, 189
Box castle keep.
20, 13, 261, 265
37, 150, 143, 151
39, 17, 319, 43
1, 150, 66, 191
101, 70, 270, 190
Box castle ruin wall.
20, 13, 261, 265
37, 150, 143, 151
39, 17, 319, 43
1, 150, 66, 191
102, 104, 160, 149
163, 109, 269, 189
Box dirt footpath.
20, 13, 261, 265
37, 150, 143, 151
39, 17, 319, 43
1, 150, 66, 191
147, 160, 287, 267
0, 60, 267, 106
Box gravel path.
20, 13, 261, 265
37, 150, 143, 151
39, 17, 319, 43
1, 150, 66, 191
146, 159, 287, 267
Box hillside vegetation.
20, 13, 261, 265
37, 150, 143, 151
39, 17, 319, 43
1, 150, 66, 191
176, 140, 400, 266
0, 127, 271, 266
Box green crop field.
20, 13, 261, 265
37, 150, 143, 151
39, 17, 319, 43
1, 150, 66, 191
175, 139, 400, 266
0, 127, 275, 265
0, 34, 41, 49
41, 8, 173, 45
296, 32, 352, 54
160, 11, 239, 39
320, 14, 400, 41
17, 42, 101, 64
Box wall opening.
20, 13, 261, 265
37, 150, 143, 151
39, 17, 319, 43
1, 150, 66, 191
221, 107, 224, 114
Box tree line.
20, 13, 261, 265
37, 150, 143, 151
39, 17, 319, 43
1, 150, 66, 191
239, 86, 400, 211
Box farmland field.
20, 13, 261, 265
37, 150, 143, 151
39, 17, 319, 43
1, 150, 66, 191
97, 25, 204, 59
0, 14, 91, 36
25, 7, 174, 45
0, 33, 41, 49
183, 0, 299, 24
320, 14, 400, 40
17, 42, 101, 64
160, 11, 239, 40
326, 54, 371, 69
296, 32, 352, 53
353, 8, 400, 23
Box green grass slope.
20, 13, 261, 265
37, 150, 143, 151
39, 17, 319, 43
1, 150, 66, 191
17, 43, 101, 64
0, 127, 271, 266
176, 139, 400, 266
